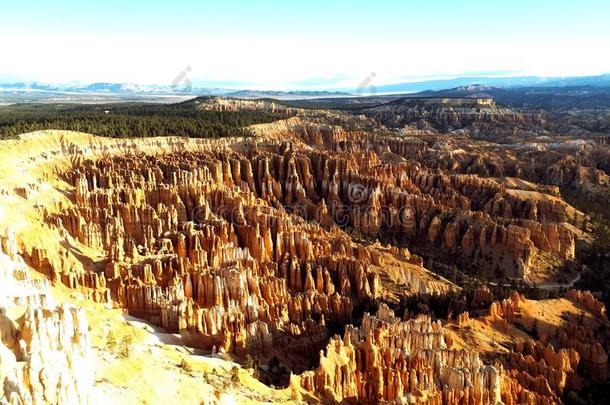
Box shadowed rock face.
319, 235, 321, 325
2, 103, 609, 404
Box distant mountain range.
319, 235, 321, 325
223, 89, 350, 99
283, 83, 610, 110
0, 82, 352, 102
409, 84, 610, 108
1, 74, 609, 103
368, 74, 610, 94
0, 82, 229, 97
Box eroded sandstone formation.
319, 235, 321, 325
2, 109, 607, 404
565, 290, 607, 318
362, 98, 538, 134
0, 229, 91, 405
299, 304, 568, 404
291, 123, 578, 278
486, 291, 608, 385
44, 147, 396, 360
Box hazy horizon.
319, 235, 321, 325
2, 72, 610, 90
2, 0, 609, 90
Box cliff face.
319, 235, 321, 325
362, 97, 542, 135
0, 229, 92, 404
289, 123, 577, 278
194, 97, 299, 115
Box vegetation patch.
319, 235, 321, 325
0, 98, 294, 139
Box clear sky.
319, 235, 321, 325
1, 0, 609, 89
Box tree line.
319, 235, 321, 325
0, 100, 294, 139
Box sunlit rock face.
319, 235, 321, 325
0, 229, 92, 405
300, 304, 506, 404
298, 300, 605, 405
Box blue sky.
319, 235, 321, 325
1, 0, 609, 89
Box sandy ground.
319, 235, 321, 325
447, 296, 607, 358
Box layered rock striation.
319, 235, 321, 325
0, 229, 92, 405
